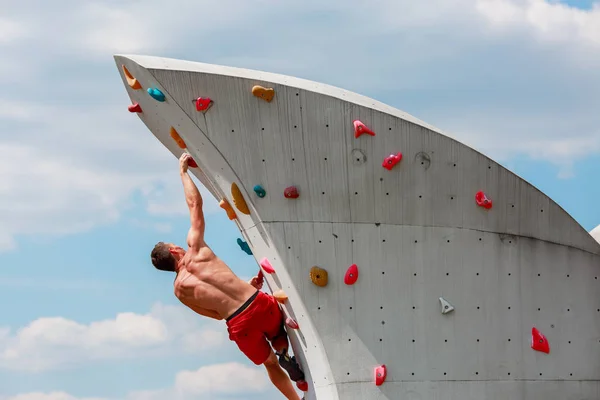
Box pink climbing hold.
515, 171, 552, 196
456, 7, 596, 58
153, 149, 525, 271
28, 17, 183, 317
128, 103, 142, 113
475, 191, 492, 209
194, 97, 213, 112
374, 364, 387, 386
285, 317, 299, 329
353, 120, 375, 138
259, 257, 275, 274
531, 327, 550, 354
382, 152, 402, 170
344, 264, 359, 285
284, 186, 299, 199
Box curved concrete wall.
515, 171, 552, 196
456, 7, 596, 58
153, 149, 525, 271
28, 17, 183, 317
114, 54, 600, 400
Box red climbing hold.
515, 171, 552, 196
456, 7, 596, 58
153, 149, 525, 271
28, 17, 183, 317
296, 380, 309, 392
475, 191, 492, 209
353, 120, 375, 138
187, 158, 198, 168
128, 103, 142, 113
382, 152, 402, 170
194, 97, 213, 112
259, 257, 275, 274
344, 264, 359, 285
531, 327, 550, 354
374, 365, 387, 386
285, 317, 299, 330
284, 186, 299, 199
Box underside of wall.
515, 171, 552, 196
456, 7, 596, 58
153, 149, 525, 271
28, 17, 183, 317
114, 54, 600, 400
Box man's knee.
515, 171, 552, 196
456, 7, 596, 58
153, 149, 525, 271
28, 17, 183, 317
263, 350, 279, 368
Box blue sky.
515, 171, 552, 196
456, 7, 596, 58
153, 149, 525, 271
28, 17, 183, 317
1, 0, 599, 399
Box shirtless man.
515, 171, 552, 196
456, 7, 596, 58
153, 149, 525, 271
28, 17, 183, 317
150, 153, 303, 400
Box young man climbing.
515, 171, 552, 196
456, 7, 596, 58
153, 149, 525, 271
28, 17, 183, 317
150, 153, 305, 400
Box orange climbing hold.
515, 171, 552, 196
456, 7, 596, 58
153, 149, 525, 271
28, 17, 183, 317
122, 65, 141, 90
374, 365, 387, 386
259, 257, 275, 274
383, 152, 402, 170
231, 183, 250, 215
531, 327, 550, 354
252, 85, 275, 102
344, 264, 359, 285
273, 289, 288, 304
219, 199, 237, 220
285, 317, 299, 329
475, 191, 492, 209
310, 266, 328, 287
128, 103, 142, 113
353, 120, 375, 138
170, 127, 187, 149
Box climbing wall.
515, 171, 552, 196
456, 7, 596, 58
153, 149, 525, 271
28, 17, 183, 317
114, 54, 600, 400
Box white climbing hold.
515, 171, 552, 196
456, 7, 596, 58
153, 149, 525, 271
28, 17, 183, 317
439, 297, 454, 314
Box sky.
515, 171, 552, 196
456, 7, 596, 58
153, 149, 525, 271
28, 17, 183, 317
1, 0, 600, 399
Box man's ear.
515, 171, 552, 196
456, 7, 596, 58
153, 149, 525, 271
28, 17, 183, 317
168, 247, 178, 255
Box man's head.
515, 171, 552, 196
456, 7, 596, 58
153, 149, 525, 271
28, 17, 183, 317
150, 242, 185, 272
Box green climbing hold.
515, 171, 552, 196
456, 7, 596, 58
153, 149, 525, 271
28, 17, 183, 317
254, 185, 266, 198
237, 238, 252, 255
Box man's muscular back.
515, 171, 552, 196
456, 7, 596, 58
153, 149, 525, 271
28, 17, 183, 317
174, 245, 257, 320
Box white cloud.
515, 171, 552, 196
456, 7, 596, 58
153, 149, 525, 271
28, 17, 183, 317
3, 392, 106, 400
591, 225, 600, 243
0, 303, 226, 372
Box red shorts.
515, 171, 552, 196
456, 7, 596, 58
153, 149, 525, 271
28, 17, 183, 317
226, 291, 288, 365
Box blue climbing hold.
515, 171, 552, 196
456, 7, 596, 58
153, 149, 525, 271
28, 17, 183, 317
253, 185, 266, 198
147, 87, 165, 102
237, 238, 252, 255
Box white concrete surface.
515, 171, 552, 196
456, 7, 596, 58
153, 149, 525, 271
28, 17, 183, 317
114, 54, 600, 400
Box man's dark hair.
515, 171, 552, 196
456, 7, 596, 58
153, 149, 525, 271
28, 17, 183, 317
151, 242, 176, 272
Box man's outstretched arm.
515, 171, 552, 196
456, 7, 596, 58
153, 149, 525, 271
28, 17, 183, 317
179, 153, 205, 249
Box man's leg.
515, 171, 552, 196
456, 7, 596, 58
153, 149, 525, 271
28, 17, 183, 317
263, 348, 302, 400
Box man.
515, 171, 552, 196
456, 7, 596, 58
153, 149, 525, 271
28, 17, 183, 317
150, 153, 305, 400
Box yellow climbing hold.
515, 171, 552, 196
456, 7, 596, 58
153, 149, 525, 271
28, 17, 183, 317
310, 266, 328, 287
122, 65, 141, 90
170, 127, 187, 149
231, 183, 250, 215
252, 85, 275, 103
273, 289, 288, 304
219, 199, 237, 220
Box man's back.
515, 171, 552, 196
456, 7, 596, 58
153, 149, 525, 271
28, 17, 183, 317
174, 245, 257, 319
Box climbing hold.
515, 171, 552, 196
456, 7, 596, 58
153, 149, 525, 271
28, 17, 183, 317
253, 185, 266, 198
122, 65, 141, 90
531, 327, 550, 354
284, 186, 299, 199
296, 380, 308, 392
475, 191, 493, 209
382, 152, 402, 170
374, 365, 387, 386
439, 297, 455, 314
147, 87, 165, 102
259, 257, 275, 274
193, 97, 213, 112
285, 317, 299, 330
237, 238, 252, 255
252, 85, 275, 102
353, 120, 375, 138
219, 199, 237, 220
231, 183, 251, 215
344, 264, 359, 285
128, 103, 142, 113
273, 289, 288, 304
169, 127, 187, 149
310, 266, 328, 287
187, 158, 198, 168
